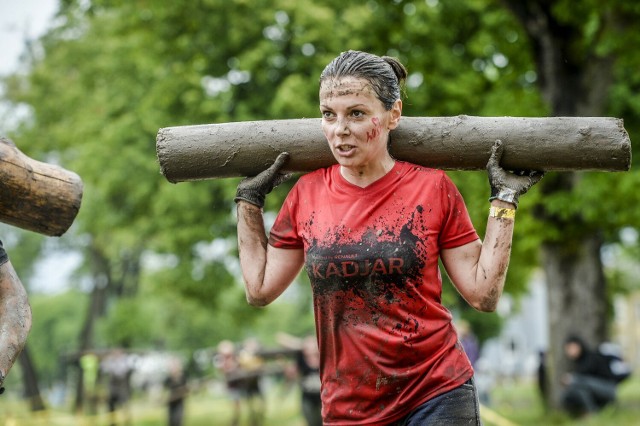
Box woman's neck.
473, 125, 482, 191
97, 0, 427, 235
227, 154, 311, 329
340, 156, 396, 188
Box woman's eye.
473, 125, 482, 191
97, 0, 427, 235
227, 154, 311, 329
351, 110, 364, 118
322, 111, 334, 119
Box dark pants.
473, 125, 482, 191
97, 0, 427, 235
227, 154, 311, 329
562, 374, 617, 416
301, 394, 322, 426
401, 378, 482, 426
168, 400, 184, 426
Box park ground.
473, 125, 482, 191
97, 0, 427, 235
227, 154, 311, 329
0, 374, 638, 425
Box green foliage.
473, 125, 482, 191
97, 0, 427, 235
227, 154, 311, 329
96, 297, 158, 348
0, 225, 45, 283
28, 291, 87, 383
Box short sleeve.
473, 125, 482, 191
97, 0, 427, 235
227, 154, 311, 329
268, 184, 304, 249
438, 174, 479, 249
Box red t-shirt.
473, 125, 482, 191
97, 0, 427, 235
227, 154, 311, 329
269, 161, 479, 425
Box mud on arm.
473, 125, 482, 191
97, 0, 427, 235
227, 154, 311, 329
236, 203, 304, 306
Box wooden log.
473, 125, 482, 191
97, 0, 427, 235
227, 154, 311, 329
0, 138, 83, 237
156, 115, 632, 182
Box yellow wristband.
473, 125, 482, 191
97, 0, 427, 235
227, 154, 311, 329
489, 206, 516, 219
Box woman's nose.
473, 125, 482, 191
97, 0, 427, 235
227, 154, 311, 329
336, 117, 350, 136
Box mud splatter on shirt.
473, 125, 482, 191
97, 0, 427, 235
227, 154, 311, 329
269, 161, 478, 425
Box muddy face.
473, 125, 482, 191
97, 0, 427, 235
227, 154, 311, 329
319, 77, 400, 175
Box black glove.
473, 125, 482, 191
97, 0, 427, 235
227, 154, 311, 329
0, 239, 7, 266
234, 152, 291, 208
487, 140, 544, 209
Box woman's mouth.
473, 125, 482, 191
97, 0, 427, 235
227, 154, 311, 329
336, 144, 355, 153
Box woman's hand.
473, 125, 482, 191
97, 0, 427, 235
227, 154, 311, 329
487, 140, 544, 208
235, 152, 291, 208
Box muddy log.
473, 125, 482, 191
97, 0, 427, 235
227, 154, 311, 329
0, 138, 83, 237
156, 116, 632, 182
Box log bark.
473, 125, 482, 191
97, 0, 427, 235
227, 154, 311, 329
0, 138, 83, 237
156, 115, 632, 182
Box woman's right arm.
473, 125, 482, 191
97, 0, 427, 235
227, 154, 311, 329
234, 152, 303, 306
237, 202, 304, 306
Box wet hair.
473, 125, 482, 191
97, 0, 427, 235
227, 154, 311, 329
564, 334, 587, 348
319, 50, 407, 110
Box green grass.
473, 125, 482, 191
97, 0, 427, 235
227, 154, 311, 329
1, 376, 638, 425
0, 380, 306, 426
483, 375, 640, 426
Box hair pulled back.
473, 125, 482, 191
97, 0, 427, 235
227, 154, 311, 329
320, 50, 407, 111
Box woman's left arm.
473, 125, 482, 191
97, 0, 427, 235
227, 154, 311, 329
441, 140, 543, 312
441, 199, 517, 312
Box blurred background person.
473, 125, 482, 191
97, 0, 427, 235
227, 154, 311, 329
561, 334, 618, 418
79, 352, 100, 415
215, 339, 265, 426
237, 338, 265, 426
101, 348, 133, 426
457, 320, 480, 368
165, 356, 188, 426
278, 333, 322, 426
215, 340, 244, 426
537, 350, 549, 412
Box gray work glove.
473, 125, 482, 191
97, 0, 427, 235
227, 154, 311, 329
487, 140, 544, 209
234, 152, 291, 208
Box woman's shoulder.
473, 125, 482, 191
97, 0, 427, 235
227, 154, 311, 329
396, 160, 446, 179
394, 162, 462, 194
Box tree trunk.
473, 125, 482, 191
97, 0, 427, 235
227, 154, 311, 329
156, 116, 631, 182
0, 137, 83, 236
502, 0, 615, 411
18, 344, 46, 411
542, 235, 608, 407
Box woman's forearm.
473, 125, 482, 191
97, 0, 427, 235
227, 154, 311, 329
475, 200, 516, 311
236, 202, 270, 306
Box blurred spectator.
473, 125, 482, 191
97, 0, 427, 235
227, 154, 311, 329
79, 352, 100, 414
457, 320, 480, 367
472, 357, 494, 406
561, 334, 618, 417
102, 349, 133, 425
215, 339, 265, 426
456, 320, 490, 405
278, 333, 322, 426
165, 356, 188, 426
216, 340, 243, 426
237, 338, 265, 426
537, 350, 549, 411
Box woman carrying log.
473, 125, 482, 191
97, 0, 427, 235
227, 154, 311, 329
0, 239, 32, 394
235, 50, 543, 425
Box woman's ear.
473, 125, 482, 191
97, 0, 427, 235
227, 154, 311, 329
388, 99, 402, 130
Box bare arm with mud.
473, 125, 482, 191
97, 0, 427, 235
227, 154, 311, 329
237, 203, 304, 306
235, 153, 304, 306
441, 140, 543, 312
0, 251, 32, 391
441, 199, 517, 312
